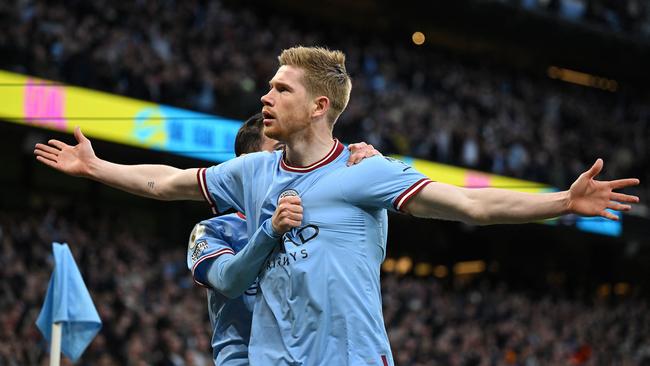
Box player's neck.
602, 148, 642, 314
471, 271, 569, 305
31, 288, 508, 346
284, 129, 335, 167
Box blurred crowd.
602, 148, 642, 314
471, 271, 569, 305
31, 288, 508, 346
2, 207, 650, 365
383, 275, 650, 366
0, 0, 647, 200
0, 206, 212, 366
512, 0, 650, 36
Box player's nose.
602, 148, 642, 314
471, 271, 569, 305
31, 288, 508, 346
261, 92, 273, 106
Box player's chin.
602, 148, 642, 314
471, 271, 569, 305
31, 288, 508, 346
263, 125, 284, 141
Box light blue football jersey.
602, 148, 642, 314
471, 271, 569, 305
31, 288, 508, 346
197, 141, 432, 366
188, 213, 258, 366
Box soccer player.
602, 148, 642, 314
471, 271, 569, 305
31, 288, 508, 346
187, 113, 288, 366
188, 113, 378, 365
34, 46, 640, 365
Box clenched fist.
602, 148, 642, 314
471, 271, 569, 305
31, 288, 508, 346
272, 195, 303, 234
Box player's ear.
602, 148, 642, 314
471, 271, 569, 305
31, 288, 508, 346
311, 96, 330, 119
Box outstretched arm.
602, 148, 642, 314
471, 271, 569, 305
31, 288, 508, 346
204, 196, 302, 298
403, 159, 640, 225
34, 127, 203, 201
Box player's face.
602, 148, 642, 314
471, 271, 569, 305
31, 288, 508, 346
261, 65, 312, 142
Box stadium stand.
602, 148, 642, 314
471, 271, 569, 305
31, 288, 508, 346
2, 206, 650, 365
1, 0, 648, 364
0, 0, 647, 200
505, 0, 650, 36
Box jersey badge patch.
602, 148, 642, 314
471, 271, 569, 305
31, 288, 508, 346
191, 240, 209, 262
278, 189, 299, 203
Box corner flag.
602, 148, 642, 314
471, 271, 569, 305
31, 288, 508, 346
36, 243, 102, 363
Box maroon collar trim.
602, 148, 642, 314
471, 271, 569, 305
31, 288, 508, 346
280, 139, 344, 173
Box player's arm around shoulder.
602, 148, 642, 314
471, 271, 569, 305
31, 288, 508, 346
197, 202, 302, 299
332, 154, 388, 198
338, 153, 390, 176
186, 200, 300, 299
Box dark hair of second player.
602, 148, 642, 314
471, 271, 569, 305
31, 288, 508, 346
234, 113, 265, 157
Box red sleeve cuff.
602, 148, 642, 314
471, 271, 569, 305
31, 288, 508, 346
393, 178, 433, 212
197, 168, 218, 215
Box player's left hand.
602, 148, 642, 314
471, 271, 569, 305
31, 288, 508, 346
346, 142, 381, 166
567, 158, 640, 220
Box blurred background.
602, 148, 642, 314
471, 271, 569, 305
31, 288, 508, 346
1, 0, 649, 364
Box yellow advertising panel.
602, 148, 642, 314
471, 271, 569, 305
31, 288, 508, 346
0, 69, 620, 236
391, 155, 552, 192
0, 70, 242, 162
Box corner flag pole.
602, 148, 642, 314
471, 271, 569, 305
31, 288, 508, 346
37, 243, 102, 363
49, 322, 62, 366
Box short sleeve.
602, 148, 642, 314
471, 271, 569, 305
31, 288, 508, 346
197, 157, 247, 215
187, 221, 236, 287
338, 156, 433, 212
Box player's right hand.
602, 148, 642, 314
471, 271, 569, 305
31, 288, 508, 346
34, 126, 97, 178
272, 196, 303, 235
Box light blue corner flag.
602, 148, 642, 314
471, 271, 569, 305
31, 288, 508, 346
36, 243, 102, 363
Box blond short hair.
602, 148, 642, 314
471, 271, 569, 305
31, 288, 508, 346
278, 46, 352, 125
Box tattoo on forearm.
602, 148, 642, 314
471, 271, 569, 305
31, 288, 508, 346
147, 181, 155, 190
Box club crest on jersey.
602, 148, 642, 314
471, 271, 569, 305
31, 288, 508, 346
278, 189, 299, 203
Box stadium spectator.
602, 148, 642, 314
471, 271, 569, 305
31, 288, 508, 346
2, 205, 649, 364
1, 0, 646, 203
0, 0, 650, 203
1, 0, 648, 364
